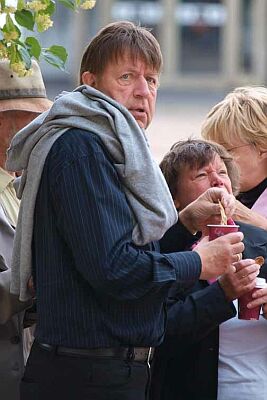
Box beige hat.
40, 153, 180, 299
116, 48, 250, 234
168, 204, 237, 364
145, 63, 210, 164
0, 60, 52, 113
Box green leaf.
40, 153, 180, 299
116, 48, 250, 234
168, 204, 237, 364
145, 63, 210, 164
14, 24, 21, 38
25, 36, 41, 59
44, 0, 56, 16
5, 13, 16, 30
15, 9, 34, 31
58, 0, 76, 11
42, 45, 68, 70
47, 45, 68, 62
18, 46, 32, 69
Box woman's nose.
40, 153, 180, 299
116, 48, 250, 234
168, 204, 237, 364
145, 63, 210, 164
210, 173, 224, 187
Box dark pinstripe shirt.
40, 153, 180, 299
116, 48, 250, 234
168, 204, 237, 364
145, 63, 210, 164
32, 129, 201, 348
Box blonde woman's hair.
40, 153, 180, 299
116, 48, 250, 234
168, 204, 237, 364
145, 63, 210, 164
201, 86, 267, 150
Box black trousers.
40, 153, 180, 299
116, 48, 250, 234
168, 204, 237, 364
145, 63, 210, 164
20, 341, 151, 400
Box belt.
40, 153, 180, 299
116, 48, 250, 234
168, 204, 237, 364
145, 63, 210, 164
37, 342, 154, 363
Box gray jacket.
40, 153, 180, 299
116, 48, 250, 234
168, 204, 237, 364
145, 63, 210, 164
0, 205, 30, 400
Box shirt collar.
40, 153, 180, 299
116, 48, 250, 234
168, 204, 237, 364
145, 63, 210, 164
0, 167, 14, 194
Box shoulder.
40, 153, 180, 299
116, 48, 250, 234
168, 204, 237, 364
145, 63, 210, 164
51, 128, 106, 160
44, 128, 119, 190
46, 128, 112, 177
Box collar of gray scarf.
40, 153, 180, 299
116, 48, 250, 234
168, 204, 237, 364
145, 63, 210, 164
6, 85, 177, 300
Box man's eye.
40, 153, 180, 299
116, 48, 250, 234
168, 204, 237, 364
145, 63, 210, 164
119, 74, 132, 85
146, 77, 157, 88
219, 170, 228, 175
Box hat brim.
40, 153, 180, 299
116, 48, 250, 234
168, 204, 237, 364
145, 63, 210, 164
0, 97, 53, 113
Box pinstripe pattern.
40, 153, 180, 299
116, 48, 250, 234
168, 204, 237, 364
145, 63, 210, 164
33, 129, 201, 348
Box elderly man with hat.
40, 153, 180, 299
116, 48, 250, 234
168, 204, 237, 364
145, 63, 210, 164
0, 59, 52, 400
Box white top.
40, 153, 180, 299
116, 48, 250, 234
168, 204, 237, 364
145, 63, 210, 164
0, 167, 19, 227
218, 300, 267, 400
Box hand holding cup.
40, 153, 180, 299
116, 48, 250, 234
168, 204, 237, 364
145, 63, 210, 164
219, 258, 260, 302
238, 277, 267, 320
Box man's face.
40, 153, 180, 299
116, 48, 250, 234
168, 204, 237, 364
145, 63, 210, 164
174, 154, 232, 210
0, 110, 38, 168
82, 53, 159, 129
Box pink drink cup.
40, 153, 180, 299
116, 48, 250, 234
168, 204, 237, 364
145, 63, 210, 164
207, 224, 239, 241
238, 277, 267, 320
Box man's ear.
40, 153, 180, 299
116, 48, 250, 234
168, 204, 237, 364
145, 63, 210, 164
82, 71, 96, 87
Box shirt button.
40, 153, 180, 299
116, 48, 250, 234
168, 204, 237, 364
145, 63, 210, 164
10, 335, 20, 344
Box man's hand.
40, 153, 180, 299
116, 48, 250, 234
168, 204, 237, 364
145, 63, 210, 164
179, 187, 236, 234
193, 232, 244, 280
218, 259, 260, 301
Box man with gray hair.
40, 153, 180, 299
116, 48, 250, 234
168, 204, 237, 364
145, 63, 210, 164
0, 59, 52, 400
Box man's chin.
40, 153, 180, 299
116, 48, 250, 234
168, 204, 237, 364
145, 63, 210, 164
135, 119, 147, 130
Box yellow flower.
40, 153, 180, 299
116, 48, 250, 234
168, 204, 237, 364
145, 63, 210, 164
36, 13, 53, 32
80, 0, 96, 10
0, 43, 8, 58
11, 61, 33, 77
26, 1, 47, 12
3, 7, 16, 13
3, 30, 19, 41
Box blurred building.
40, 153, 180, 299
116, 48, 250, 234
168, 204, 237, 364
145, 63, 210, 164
41, 0, 267, 97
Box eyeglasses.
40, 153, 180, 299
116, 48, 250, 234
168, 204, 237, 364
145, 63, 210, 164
221, 144, 252, 153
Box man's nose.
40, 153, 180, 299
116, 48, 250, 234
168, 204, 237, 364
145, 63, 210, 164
133, 76, 150, 97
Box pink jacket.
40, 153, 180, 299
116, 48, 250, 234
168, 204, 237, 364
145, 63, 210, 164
252, 188, 267, 218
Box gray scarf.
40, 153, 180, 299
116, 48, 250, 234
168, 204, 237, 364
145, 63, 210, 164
6, 85, 178, 301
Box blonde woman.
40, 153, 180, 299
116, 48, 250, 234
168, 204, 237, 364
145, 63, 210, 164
201, 86, 267, 228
